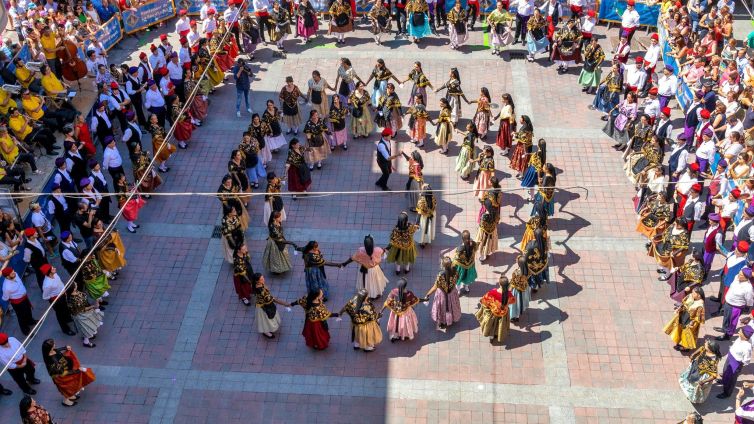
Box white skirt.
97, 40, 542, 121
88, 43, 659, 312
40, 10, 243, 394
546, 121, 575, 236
417, 215, 435, 244
73, 308, 104, 339
255, 305, 281, 334
221, 237, 234, 264
356, 266, 389, 298
263, 201, 287, 226
260, 147, 272, 165
265, 134, 288, 151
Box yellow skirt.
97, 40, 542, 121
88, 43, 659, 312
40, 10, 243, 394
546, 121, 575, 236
98, 232, 127, 272
206, 63, 224, 87
475, 306, 510, 342
663, 314, 699, 350
354, 321, 383, 347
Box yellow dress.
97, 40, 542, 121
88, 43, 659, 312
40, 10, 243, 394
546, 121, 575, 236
97, 231, 127, 272
663, 295, 704, 350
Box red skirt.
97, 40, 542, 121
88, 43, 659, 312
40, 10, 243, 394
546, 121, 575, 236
52, 351, 96, 398
215, 55, 232, 72
510, 142, 529, 174
233, 276, 252, 300
190, 96, 208, 121
174, 120, 194, 142
227, 36, 239, 58
496, 120, 515, 150
302, 319, 330, 350
287, 164, 311, 193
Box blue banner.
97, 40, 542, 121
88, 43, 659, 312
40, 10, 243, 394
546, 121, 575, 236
94, 16, 124, 51
5, 44, 31, 75
658, 19, 693, 110
122, 0, 177, 34
598, 0, 660, 28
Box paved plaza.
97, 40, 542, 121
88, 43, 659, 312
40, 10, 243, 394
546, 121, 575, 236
0, 24, 742, 423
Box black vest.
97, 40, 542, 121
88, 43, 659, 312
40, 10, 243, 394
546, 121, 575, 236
668, 147, 687, 176
26, 241, 47, 268
138, 63, 150, 84
685, 104, 701, 128
54, 169, 76, 194
93, 112, 113, 141
376, 139, 390, 166
126, 75, 142, 102
66, 152, 87, 186
59, 241, 81, 274
48, 195, 69, 222
738, 220, 754, 244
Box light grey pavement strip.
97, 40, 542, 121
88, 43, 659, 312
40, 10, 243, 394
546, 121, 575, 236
85, 364, 692, 412
148, 388, 182, 424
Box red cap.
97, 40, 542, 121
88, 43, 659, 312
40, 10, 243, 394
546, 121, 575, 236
150, 44, 157, 51
1, 267, 13, 277
110, 82, 119, 89
661, 107, 671, 116
24, 228, 36, 237
648, 87, 658, 95
0, 333, 8, 345
381, 128, 393, 137
650, 33, 659, 41
675, 1, 682, 6
179, 9, 187, 15
139, 52, 147, 59
691, 183, 702, 192
627, 0, 635, 6
635, 56, 644, 64
180, 37, 188, 44
689, 163, 700, 172
739, 241, 751, 253
587, 10, 595, 17
206, 32, 213, 37
732, 188, 742, 199
208, 8, 216, 14
159, 67, 168, 75
700, 109, 711, 119
40, 264, 51, 275
183, 62, 191, 70
190, 19, 197, 25
160, 34, 168, 41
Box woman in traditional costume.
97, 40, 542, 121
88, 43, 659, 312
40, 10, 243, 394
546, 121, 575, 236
285, 138, 312, 196
263, 172, 286, 225
262, 211, 295, 274
578, 37, 605, 94
130, 144, 162, 194
376, 83, 403, 135
148, 114, 175, 173
217, 174, 250, 230
603, 91, 639, 149
343, 235, 389, 299
221, 206, 245, 264
381, 278, 420, 341
328, 95, 349, 150
303, 110, 331, 170
510, 115, 534, 177
509, 256, 531, 322
279, 76, 306, 135
476, 276, 515, 343
456, 122, 478, 180
476, 199, 499, 262
290, 289, 338, 350
664, 286, 705, 352
422, 256, 462, 329
228, 149, 251, 203
487, 1, 514, 55
248, 114, 273, 167
365, 59, 400, 108
405, 95, 429, 147
348, 82, 374, 138
368, 0, 392, 45
447, 2, 468, 49
81, 255, 110, 306
261, 99, 288, 152
434, 98, 454, 153
328, 0, 353, 44
648, 218, 690, 274
232, 243, 253, 306
41, 339, 96, 407
435, 67, 468, 125
406, 0, 432, 43
400, 150, 424, 209
252, 273, 290, 339
678, 340, 721, 403
525, 8, 548, 62
238, 132, 266, 189
296, 0, 319, 43
297, 241, 342, 301
402, 61, 432, 107
469, 88, 493, 140
415, 183, 437, 248
94, 228, 126, 277
453, 230, 478, 293
473, 146, 496, 200
385, 211, 420, 275
339, 289, 383, 351
66, 283, 104, 348
521, 139, 545, 201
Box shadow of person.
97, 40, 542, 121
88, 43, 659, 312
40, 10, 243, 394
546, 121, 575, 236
501, 329, 552, 350
549, 211, 591, 245
555, 188, 582, 213
482, 250, 520, 275
437, 197, 465, 232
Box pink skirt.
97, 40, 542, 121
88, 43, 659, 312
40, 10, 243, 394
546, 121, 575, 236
330, 128, 348, 147
431, 288, 461, 326
386, 308, 419, 340
473, 170, 493, 200
297, 17, 319, 38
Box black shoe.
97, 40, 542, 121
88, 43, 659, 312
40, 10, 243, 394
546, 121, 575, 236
716, 393, 732, 399
0, 388, 11, 396
656, 268, 666, 274
99, 300, 109, 305
716, 334, 731, 341
82, 342, 96, 348
61, 400, 77, 407
27, 378, 40, 385
709, 296, 720, 302
23, 178, 31, 183
713, 327, 725, 333
658, 275, 671, 281
710, 310, 722, 317
23, 389, 36, 395
64, 330, 76, 336
381, 186, 390, 191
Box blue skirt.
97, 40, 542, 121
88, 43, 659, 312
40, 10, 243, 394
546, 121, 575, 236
526, 32, 548, 55
305, 266, 330, 298
371, 80, 387, 108
407, 13, 432, 38
520, 165, 538, 188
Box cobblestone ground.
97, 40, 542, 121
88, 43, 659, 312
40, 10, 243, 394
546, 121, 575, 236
0, 22, 738, 423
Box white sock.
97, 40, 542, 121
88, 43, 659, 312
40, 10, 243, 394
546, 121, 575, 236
83, 337, 91, 344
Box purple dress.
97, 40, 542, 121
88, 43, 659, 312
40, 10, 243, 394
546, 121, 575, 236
430, 272, 462, 326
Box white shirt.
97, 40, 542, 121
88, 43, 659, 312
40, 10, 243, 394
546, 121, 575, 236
187, 30, 201, 47
144, 88, 166, 109
91, 110, 112, 133
159, 77, 172, 96
1, 274, 27, 301
224, 7, 240, 24
569, 0, 585, 6
376, 138, 391, 159
696, 139, 716, 160
86, 57, 107, 76
684, 195, 704, 221
655, 118, 673, 139
98, 93, 121, 112
670, 146, 689, 174
23, 238, 46, 263
175, 17, 191, 34
516, 0, 535, 16
716, 197, 740, 218
677, 172, 695, 195
47, 194, 68, 216
102, 146, 123, 170
725, 277, 754, 307
704, 224, 724, 246
253, 0, 271, 13
625, 65, 647, 88
734, 218, 754, 239
148, 53, 166, 72
644, 44, 661, 69
122, 124, 140, 145
658, 74, 679, 97
642, 98, 660, 119
728, 337, 752, 365
200, 3, 212, 20
621, 9, 640, 28
581, 16, 595, 33
167, 61, 183, 81
42, 272, 65, 300
202, 17, 217, 34
31, 210, 52, 233
137, 61, 152, 82
179, 47, 191, 66
0, 337, 26, 369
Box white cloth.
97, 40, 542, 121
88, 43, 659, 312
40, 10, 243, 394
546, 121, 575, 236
734, 218, 754, 240
657, 74, 678, 97
642, 98, 660, 119
1, 275, 26, 302
102, 146, 123, 170
729, 337, 752, 365
91, 111, 112, 133
669, 146, 688, 174
47, 194, 67, 216
23, 239, 46, 263
31, 211, 52, 233
148, 53, 166, 72
224, 7, 240, 24
624, 65, 647, 88
644, 44, 661, 69
516, 0, 534, 16
621, 9, 640, 28
717, 198, 740, 219
253, 0, 271, 13
175, 17, 191, 34
42, 273, 66, 300
677, 172, 694, 195
0, 337, 26, 369
144, 88, 166, 109
60, 240, 79, 264
167, 61, 183, 81
696, 139, 716, 160
725, 278, 754, 308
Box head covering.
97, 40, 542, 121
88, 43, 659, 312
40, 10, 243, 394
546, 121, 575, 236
0, 333, 7, 345
103, 135, 115, 145
159, 67, 168, 76
587, 10, 595, 17
648, 87, 658, 95
190, 19, 197, 25
24, 228, 36, 237
208, 8, 216, 14
1, 268, 13, 277
139, 52, 147, 59
169, 52, 178, 59
160, 34, 167, 41
664, 65, 674, 73
745, 267, 753, 279
55, 157, 66, 167
39, 263, 51, 275
150, 44, 157, 51
700, 109, 711, 119
381, 128, 393, 137
147, 79, 156, 86
179, 8, 187, 15
691, 183, 702, 192
739, 241, 751, 253
689, 163, 700, 172
635, 57, 644, 64
661, 107, 671, 117
110, 81, 119, 89
180, 37, 188, 44
709, 213, 721, 222
88, 158, 99, 169
703, 127, 714, 137
627, 0, 635, 5
650, 33, 659, 41
718, 159, 728, 168
51, 183, 61, 191
744, 326, 754, 339
125, 110, 135, 120
732, 188, 742, 199
79, 178, 91, 188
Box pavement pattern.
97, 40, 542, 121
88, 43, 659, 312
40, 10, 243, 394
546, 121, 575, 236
0, 22, 744, 423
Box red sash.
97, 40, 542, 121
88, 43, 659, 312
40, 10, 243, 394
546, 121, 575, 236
9, 294, 28, 305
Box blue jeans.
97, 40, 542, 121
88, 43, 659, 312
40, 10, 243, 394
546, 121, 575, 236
236, 89, 250, 112
246, 157, 267, 184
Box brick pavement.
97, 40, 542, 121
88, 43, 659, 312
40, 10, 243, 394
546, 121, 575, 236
0, 22, 739, 424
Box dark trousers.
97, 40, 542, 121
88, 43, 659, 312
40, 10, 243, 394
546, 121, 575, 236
131, 94, 148, 128
107, 165, 125, 182
171, 79, 186, 103
16, 152, 38, 172
50, 296, 74, 333
8, 361, 36, 393
394, 8, 407, 34
0, 171, 25, 191
376, 160, 391, 188
10, 298, 35, 335
515, 13, 530, 42
97, 196, 113, 223
231, 24, 244, 52
257, 15, 273, 42
467, 4, 477, 27
24, 127, 57, 153
435, 1, 447, 27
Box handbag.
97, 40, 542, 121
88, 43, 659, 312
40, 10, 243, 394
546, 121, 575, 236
411, 12, 425, 26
